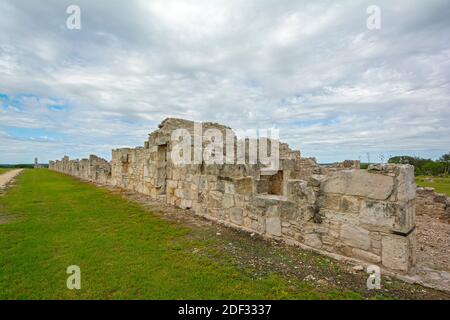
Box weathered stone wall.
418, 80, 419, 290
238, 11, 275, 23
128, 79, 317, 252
416, 187, 450, 219
49, 154, 111, 184
49, 118, 417, 274
316, 164, 416, 271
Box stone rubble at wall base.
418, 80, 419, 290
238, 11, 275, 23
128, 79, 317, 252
49, 118, 417, 274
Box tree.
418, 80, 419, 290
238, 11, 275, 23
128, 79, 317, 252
388, 155, 448, 176
439, 152, 450, 175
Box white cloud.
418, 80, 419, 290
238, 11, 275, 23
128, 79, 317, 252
0, 0, 449, 163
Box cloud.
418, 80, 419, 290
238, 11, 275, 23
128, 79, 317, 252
0, 0, 449, 163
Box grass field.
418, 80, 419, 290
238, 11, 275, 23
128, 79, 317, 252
0, 170, 357, 299
416, 176, 450, 196
0, 170, 447, 299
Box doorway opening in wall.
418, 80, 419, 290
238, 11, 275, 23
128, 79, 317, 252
157, 144, 168, 194
158, 144, 167, 162
268, 170, 283, 195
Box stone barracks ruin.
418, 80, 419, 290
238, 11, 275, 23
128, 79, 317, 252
50, 118, 417, 275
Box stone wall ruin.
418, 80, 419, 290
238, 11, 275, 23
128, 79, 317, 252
49, 118, 417, 274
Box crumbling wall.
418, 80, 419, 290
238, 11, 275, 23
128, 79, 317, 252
49, 118, 417, 274
111, 147, 153, 195
315, 164, 416, 271
49, 154, 111, 184
416, 187, 450, 219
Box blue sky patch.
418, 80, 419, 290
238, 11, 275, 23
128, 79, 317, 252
0, 92, 69, 111
4, 126, 64, 141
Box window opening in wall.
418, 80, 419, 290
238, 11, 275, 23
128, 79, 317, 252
268, 170, 283, 195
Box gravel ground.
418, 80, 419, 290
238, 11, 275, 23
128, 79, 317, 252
416, 214, 450, 272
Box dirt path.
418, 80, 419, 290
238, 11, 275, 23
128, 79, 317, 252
0, 169, 23, 188
416, 215, 450, 272
0, 169, 23, 224
415, 214, 450, 292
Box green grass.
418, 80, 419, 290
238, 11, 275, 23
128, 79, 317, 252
0, 170, 379, 299
416, 176, 450, 196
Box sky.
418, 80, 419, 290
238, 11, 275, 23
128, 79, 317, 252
0, 0, 449, 164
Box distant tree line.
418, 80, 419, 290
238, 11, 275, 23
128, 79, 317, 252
0, 164, 48, 169
388, 152, 450, 176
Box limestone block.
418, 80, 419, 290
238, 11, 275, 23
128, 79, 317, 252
172, 170, 182, 180
381, 232, 415, 272
265, 205, 278, 216
233, 194, 246, 207
367, 163, 398, 175
396, 165, 416, 202
216, 180, 226, 193
167, 180, 178, 188
255, 179, 269, 194
340, 196, 360, 213
281, 226, 294, 237
253, 194, 287, 208
278, 200, 299, 221
224, 182, 235, 194
359, 200, 396, 233
243, 216, 253, 228
256, 215, 266, 233
286, 179, 316, 204
174, 188, 184, 198
204, 165, 221, 175
304, 233, 322, 248
207, 191, 223, 208
182, 188, 195, 201
359, 200, 415, 234
180, 199, 192, 209
230, 207, 243, 225
286, 179, 305, 198
190, 182, 199, 193
233, 177, 253, 196
321, 235, 336, 246
370, 232, 382, 255
394, 201, 415, 234
322, 170, 394, 200
222, 194, 235, 209
221, 164, 246, 178
206, 174, 218, 182
266, 216, 282, 236
340, 224, 371, 250
198, 176, 208, 190
323, 210, 358, 225
195, 203, 206, 216
265, 205, 281, 236
320, 194, 341, 211
207, 208, 219, 218
308, 174, 326, 187
351, 248, 381, 263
